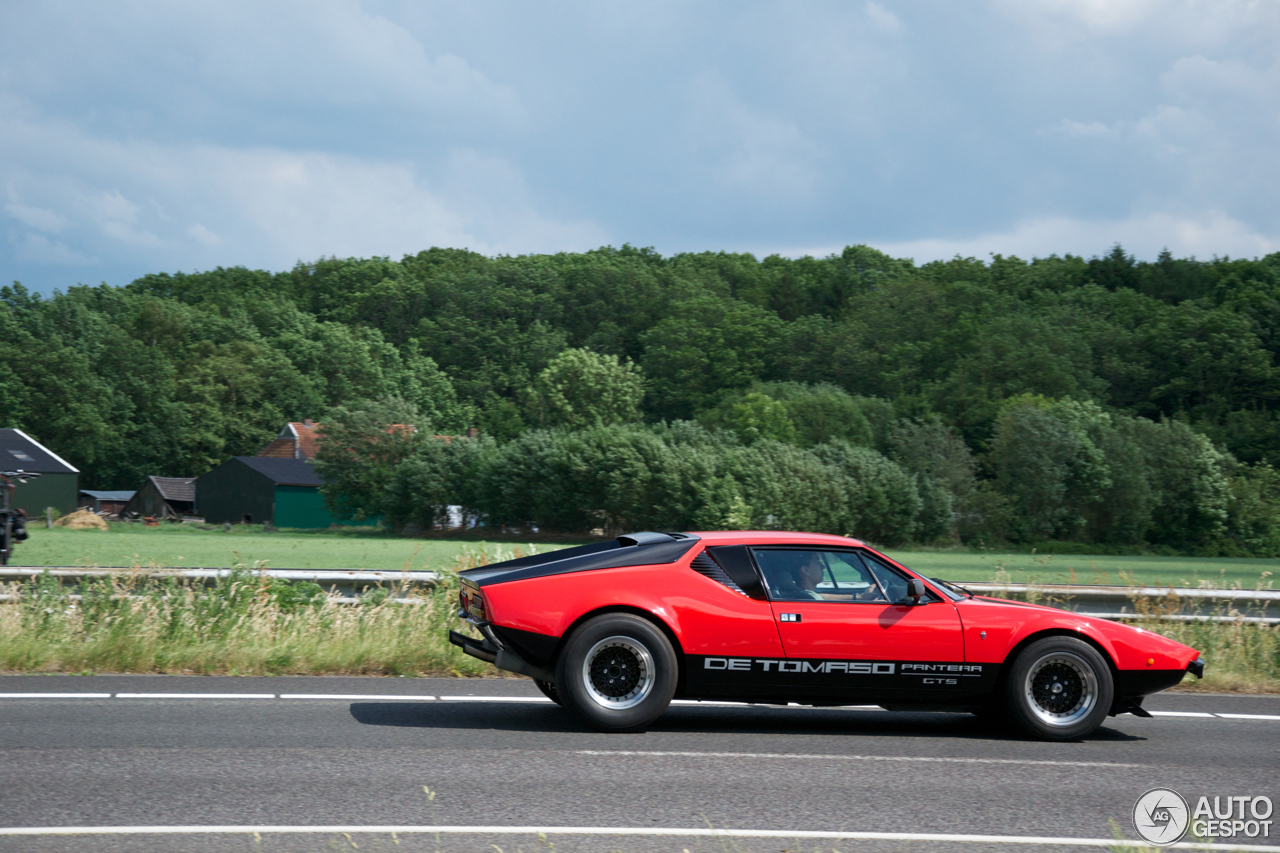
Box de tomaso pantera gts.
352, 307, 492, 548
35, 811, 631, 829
449, 531, 1204, 740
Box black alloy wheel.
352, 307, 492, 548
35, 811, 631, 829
554, 612, 678, 733
1005, 636, 1114, 740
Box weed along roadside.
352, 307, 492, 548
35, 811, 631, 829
0, 533, 1276, 692
0, 548, 534, 678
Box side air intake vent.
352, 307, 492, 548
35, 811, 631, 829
689, 551, 747, 596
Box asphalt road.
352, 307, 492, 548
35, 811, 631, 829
1, 675, 1277, 853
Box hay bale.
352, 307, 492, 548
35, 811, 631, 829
53, 509, 109, 530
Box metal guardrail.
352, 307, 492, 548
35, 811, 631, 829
962, 582, 1280, 623
0, 566, 440, 598
1, 569, 1276, 622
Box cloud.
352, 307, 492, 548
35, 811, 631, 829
9, 233, 96, 267
679, 73, 821, 202
1, 1, 1278, 292
865, 2, 904, 34
851, 211, 1278, 264
4, 195, 68, 233
0, 103, 605, 285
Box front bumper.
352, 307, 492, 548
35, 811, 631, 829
1187, 657, 1206, 679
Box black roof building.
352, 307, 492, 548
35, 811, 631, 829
121, 476, 197, 520
0, 428, 79, 515
194, 456, 359, 528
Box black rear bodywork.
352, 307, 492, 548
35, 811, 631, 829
458, 532, 700, 587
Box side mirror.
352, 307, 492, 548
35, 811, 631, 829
905, 578, 927, 604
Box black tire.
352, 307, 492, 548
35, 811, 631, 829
534, 679, 562, 706
1005, 636, 1114, 741
554, 612, 678, 733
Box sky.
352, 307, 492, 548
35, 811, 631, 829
2, 0, 1278, 294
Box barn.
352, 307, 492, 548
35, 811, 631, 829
120, 477, 197, 520
0, 428, 79, 515
195, 456, 363, 529
78, 490, 135, 516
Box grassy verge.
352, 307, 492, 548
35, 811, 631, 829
0, 552, 509, 677
1140, 617, 1280, 693
3, 575, 1276, 694
3, 535, 1276, 691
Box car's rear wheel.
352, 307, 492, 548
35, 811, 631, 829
554, 612, 677, 733
534, 679, 562, 706
1005, 636, 1113, 740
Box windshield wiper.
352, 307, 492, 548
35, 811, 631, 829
931, 577, 974, 599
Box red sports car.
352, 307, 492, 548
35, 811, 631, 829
449, 531, 1204, 740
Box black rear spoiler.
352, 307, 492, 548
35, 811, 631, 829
458, 531, 700, 587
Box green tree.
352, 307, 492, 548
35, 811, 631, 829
751, 382, 885, 447
640, 296, 784, 420
383, 435, 491, 532
697, 391, 797, 445
812, 441, 923, 545
988, 397, 1112, 542
313, 398, 423, 522
1223, 462, 1280, 557
726, 441, 850, 535
528, 348, 644, 429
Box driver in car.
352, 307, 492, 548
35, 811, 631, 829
772, 552, 826, 600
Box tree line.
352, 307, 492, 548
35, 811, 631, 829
4, 243, 1280, 554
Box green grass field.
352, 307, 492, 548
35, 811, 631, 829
12, 524, 1279, 589
882, 548, 1278, 590
12, 524, 577, 572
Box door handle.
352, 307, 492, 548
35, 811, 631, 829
779, 613, 802, 623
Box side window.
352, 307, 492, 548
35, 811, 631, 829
752, 548, 887, 603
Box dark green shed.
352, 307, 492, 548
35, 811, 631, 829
0, 428, 79, 515
195, 457, 363, 529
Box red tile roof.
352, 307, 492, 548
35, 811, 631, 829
259, 421, 434, 460
259, 421, 321, 460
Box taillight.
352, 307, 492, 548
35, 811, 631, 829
468, 591, 488, 621
458, 586, 487, 621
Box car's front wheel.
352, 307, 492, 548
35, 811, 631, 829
554, 612, 678, 733
1005, 636, 1114, 740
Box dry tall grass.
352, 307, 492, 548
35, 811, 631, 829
0, 558, 497, 677
1139, 618, 1280, 693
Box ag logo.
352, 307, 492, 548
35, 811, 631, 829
1133, 787, 1190, 845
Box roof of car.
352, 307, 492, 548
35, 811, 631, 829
686, 530, 865, 547
459, 530, 872, 588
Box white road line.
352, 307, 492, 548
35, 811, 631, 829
113, 693, 276, 699
577, 749, 1140, 768
279, 694, 437, 700
0, 693, 113, 698
669, 700, 883, 709
438, 695, 554, 703
1216, 713, 1280, 720
0, 826, 1272, 850
1151, 711, 1217, 717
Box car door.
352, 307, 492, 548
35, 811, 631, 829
754, 547, 965, 668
